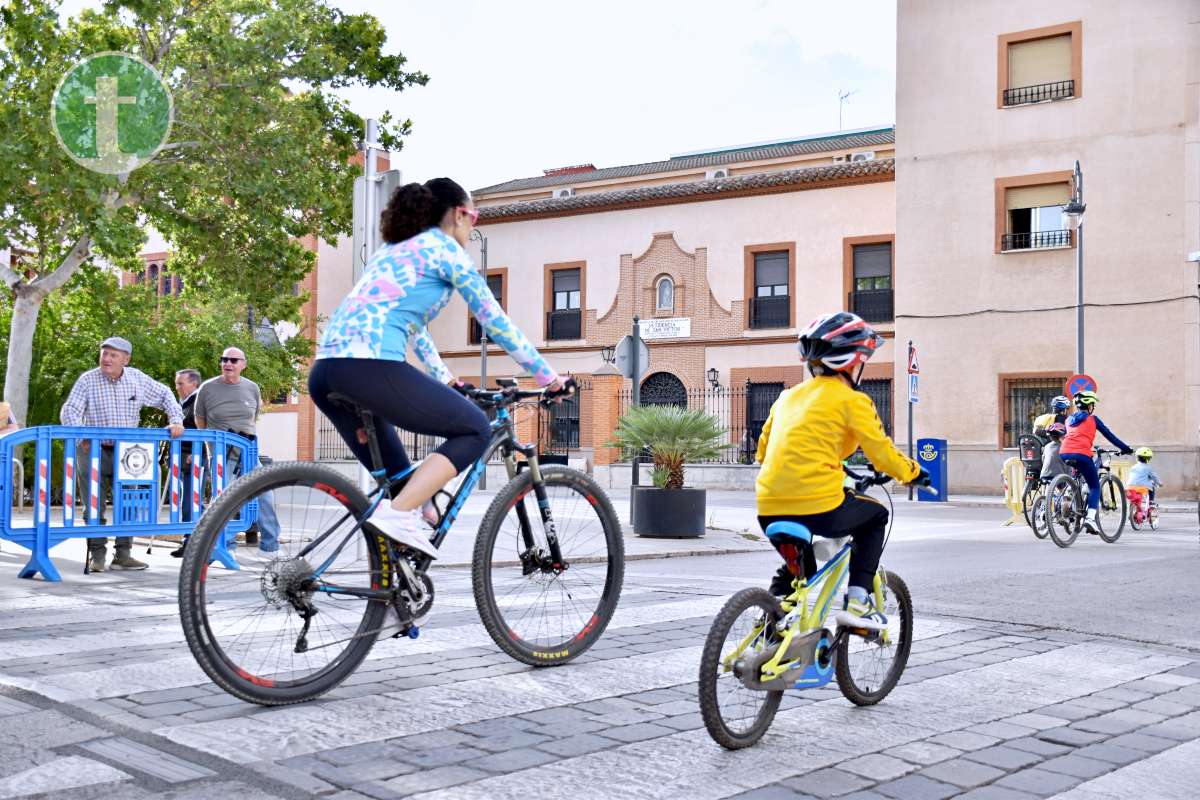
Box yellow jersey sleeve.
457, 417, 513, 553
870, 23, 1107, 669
846, 390, 921, 483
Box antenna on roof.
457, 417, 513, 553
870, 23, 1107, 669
838, 89, 858, 131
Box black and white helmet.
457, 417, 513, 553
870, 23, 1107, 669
797, 312, 884, 372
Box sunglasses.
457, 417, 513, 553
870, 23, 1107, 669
460, 206, 480, 226
220, 357, 243, 364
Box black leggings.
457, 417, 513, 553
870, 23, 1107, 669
309, 358, 491, 475
759, 491, 889, 592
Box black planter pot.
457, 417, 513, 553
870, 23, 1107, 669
632, 486, 706, 538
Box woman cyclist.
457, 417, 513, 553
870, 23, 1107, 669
309, 178, 572, 558
1059, 390, 1132, 534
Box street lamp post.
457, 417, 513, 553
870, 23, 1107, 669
469, 228, 488, 489
1063, 160, 1087, 374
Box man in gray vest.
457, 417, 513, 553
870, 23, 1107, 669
194, 347, 281, 551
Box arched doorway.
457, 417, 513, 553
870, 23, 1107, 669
640, 371, 687, 407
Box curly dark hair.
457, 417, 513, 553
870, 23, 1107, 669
379, 178, 470, 244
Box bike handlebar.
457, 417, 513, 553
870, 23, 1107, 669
465, 385, 573, 409
843, 463, 937, 496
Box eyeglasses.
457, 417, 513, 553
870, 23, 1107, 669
220, 357, 243, 364
460, 206, 480, 226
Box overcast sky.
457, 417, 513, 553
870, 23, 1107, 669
60, 1, 897, 192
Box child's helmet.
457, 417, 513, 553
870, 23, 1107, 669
1136, 446, 1153, 460
1073, 390, 1098, 409
1051, 395, 1070, 411
1046, 422, 1067, 439
797, 312, 882, 372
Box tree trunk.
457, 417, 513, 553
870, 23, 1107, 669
4, 288, 46, 426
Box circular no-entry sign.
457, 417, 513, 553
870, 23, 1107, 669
1065, 374, 1097, 396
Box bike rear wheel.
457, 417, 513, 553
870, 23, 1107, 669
1097, 474, 1126, 543
698, 588, 784, 749
835, 570, 913, 706
1045, 475, 1082, 548
1030, 494, 1049, 539
1149, 504, 1160, 531
179, 462, 390, 705
472, 466, 624, 666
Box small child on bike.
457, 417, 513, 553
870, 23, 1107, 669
1059, 390, 1133, 534
757, 312, 930, 631
1032, 396, 1071, 439
1127, 447, 1163, 504
1039, 422, 1070, 481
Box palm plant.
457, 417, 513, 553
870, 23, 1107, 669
608, 405, 727, 489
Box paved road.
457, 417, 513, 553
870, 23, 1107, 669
0, 502, 1197, 799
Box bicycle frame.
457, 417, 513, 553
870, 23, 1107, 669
301, 398, 559, 595
726, 541, 890, 689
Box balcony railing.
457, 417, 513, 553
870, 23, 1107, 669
849, 288, 894, 323
749, 296, 790, 329
1003, 79, 1074, 107
1001, 230, 1072, 252
546, 308, 582, 340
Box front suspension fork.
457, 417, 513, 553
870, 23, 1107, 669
505, 450, 566, 569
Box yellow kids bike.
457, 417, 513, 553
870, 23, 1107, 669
698, 465, 916, 749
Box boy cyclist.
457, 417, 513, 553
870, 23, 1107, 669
1033, 396, 1071, 437
757, 312, 930, 631
1059, 390, 1133, 534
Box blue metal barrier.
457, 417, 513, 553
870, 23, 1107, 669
0, 426, 258, 581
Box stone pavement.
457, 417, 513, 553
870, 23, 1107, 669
1, 538, 1199, 800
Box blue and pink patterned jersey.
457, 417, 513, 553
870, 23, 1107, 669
317, 227, 559, 387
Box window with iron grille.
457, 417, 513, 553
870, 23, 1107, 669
851, 243, 893, 323
859, 379, 893, 437
1001, 375, 1069, 448
750, 252, 789, 329
547, 268, 582, 340
543, 394, 580, 452
469, 273, 505, 344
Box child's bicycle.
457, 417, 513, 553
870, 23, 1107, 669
698, 465, 921, 749
1127, 487, 1160, 531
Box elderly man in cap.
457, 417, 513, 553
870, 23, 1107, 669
61, 336, 184, 572
194, 346, 281, 551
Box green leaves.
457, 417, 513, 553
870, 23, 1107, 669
608, 405, 727, 490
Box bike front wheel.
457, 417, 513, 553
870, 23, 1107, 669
698, 588, 784, 749
1045, 475, 1082, 548
179, 462, 390, 706
473, 466, 624, 666
1097, 474, 1126, 543
835, 569, 913, 706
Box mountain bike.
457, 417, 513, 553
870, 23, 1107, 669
698, 466, 920, 749
1043, 448, 1126, 548
179, 380, 624, 706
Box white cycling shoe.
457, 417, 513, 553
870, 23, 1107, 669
365, 505, 439, 559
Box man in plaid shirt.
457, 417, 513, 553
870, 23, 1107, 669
60, 337, 184, 572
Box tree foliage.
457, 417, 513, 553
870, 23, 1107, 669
0, 0, 426, 422
0, 264, 310, 427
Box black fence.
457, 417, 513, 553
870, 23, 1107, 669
618, 381, 780, 464
317, 414, 444, 462
849, 288, 894, 323
749, 296, 790, 329
546, 309, 582, 340
1003, 79, 1074, 107
1001, 229, 1071, 251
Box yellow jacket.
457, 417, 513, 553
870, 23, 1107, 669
756, 375, 921, 516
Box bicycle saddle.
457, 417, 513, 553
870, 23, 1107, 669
764, 521, 813, 548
